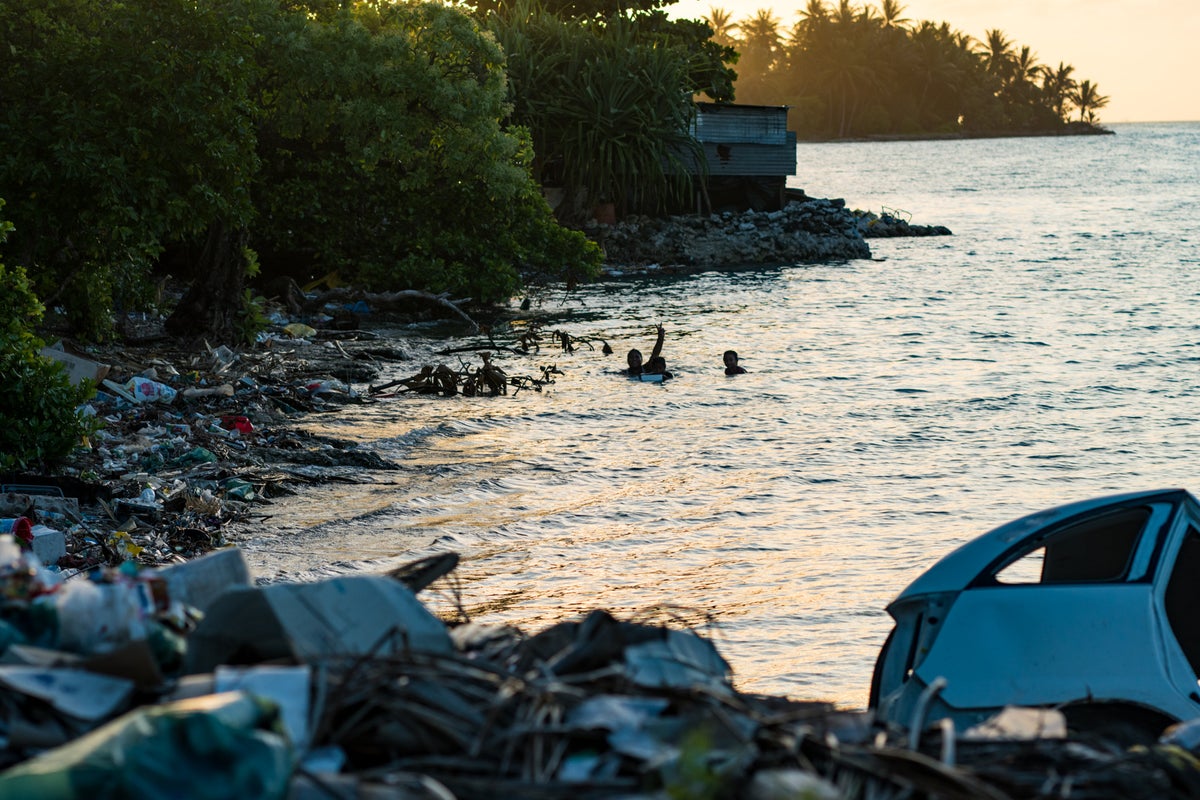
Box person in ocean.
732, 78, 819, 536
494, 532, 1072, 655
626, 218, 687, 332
723, 350, 746, 375
644, 354, 673, 380
626, 324, 666, 378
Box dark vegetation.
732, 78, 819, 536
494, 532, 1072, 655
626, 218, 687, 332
0, 0, 1110, 471
706, 0, 1111, 139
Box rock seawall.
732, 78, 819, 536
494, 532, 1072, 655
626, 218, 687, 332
593, 196, 872, 275
590, 196, 953, 276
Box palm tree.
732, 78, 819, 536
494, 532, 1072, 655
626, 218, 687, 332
1041, 61, 1076, 123
1070, 79, 1109, 123
878, 0, 909, 29
734, 8, 782, 102
739, 7, 782, 64
979, 28, 1014, 80
1011, 46, 1040, 87
800, 0, 828, 24
794, 0, 828, 38
907, 21, 962, 128
832, 0, 857, 25
704, 7, 739, 48
741, 7, 781, 45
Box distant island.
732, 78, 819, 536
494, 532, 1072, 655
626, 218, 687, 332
703, 0, 1111, 140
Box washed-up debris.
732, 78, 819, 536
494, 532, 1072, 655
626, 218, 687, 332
2, 543, 1200, 798
368, 354, 561, 399
15, 315, 1200, 798
3, 319, 420, 574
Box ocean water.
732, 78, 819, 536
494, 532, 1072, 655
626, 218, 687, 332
233, 121, 1200, 710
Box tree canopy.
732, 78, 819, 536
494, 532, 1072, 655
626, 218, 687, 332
0, 0, 604, 341
708, 0, 1111, 139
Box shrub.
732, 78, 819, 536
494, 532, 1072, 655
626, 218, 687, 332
0, 203, 96, 472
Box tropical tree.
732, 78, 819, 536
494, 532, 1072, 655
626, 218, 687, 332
490, 6, 711, 219
878, 0, 908, 29
1041, 61, 1077, 123
905, 21, 966, 131
739, 8, 783, 75
0, 0, 262, 339
797, 0, 829, 32
249, 1, 600, 304
978, 28, 1014, 81
1071, 79, 1110, 123
704, 6, 738, 46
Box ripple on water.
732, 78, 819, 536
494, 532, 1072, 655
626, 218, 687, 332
233, 123, 1200, 709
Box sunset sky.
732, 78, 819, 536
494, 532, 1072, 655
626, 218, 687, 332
665, 0, 1200, 123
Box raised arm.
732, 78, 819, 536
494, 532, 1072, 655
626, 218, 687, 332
649, 324, 665, 362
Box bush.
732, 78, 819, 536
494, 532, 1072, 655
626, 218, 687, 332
0, 204, 96, 472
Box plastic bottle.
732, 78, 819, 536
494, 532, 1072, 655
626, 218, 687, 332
0, 517, 33, 543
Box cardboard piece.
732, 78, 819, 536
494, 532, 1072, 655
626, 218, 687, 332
40, 342, 110, 386
82, 641, 165, 689
2, 641, 167, 690
216, 665, 311, 750
0, 645, 83, 669
184, 575, 453, 674
150, 547, 251, 613
0, 666, 133, 721
0, 492, 81, 522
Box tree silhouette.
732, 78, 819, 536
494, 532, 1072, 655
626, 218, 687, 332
725, 2, 1109, 138
1071, 79, 1110, 123
704, 6, 738, 47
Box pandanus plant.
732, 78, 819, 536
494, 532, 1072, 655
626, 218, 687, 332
491, 5, 705, 221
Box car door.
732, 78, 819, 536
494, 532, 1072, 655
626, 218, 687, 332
911, 500, 1200, 720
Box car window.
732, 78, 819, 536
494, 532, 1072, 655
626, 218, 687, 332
1165, 526, 1200, 676
993, 506, 1150, 585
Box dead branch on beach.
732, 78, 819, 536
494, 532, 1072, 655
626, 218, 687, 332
309, 287, 481, 332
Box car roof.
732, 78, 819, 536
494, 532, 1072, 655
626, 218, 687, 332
891, 488, 1193, 600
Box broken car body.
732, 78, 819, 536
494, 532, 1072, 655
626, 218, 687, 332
871, 488, 1200, 737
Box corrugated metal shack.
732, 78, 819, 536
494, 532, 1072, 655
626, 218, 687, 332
687, 102, 797, 213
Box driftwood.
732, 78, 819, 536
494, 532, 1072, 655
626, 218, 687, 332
310, 288, 480, 332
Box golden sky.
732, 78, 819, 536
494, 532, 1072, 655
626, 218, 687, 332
666, 0, 1200, 123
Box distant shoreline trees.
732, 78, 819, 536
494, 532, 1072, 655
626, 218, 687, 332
708, 0, 1110, 139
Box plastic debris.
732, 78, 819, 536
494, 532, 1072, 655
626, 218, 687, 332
0, 691, 291, 799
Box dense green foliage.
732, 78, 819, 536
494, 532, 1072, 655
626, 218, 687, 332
0, 0, 261, 339
252, 1, 598, 301
0, 0, 602, 339
486, 0, 736, 219
0, 201, 96, 472
711, 0, 1110, 138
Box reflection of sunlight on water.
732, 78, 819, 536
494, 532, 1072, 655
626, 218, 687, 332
233, 125, 1200, 710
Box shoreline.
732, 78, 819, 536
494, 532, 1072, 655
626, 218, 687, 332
798, 121, 1114, 144
5, 284, 1200, 795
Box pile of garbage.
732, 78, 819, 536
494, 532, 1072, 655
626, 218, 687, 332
12, 327, 409, 576
15, 308, 593, 579
13, 315, 1200, 798
3, 542, 1200, 799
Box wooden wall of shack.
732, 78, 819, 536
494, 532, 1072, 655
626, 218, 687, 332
680, 102, 798, 214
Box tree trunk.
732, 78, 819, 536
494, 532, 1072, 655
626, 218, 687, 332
165, 221, 248, 342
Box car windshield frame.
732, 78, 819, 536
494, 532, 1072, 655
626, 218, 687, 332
970, 500, 1179, 589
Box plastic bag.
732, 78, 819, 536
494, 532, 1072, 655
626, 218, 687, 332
0, 691, 292, 799
123, 377, 178, 404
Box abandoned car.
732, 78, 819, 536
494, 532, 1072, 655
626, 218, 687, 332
871, 488, 1200, 738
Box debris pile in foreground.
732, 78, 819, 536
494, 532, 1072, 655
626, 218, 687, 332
1, 545, 1200, 799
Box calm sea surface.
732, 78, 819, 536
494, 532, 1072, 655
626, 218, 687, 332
234, 122, 1200, 710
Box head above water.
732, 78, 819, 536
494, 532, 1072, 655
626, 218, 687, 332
627, 348, 643, 370
723, 350, 739, 368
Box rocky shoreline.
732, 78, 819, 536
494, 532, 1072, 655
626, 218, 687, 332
589, 195, 950, 276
